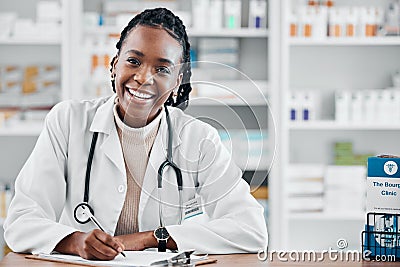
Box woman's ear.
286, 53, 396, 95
111, 55, 119, 76
110, 55, 119, 92
175, 73, 183, 89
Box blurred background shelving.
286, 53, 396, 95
280, 0, 400, 251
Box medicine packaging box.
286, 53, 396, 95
363, 157, 400, 260
366, 157, 400, 214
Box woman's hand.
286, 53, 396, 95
55, 230, 125, 260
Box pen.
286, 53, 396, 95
83, 207, 126, 257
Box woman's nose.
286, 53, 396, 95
134, 66, 154, 85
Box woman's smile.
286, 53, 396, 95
125, 86, 156, 102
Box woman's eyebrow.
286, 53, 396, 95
125, 49, 144, 57
158, 58, 175, 66
125, 49, 175, 66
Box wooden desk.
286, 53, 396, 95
1, 252, 399, 266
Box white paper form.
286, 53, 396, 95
36, 251, 206, 266
38, 251, 177, 266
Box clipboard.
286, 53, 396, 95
25, 252, 217, 266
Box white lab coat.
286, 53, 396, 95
4, 95, 267, 255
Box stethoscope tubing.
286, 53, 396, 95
74, 106, 183, 227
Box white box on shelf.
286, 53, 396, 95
209, 0, 223, 29
287, 164, 325, 181
313, 6, 328, 39
224, 0, 241, 29
335, 90, 351, 122
303, 90, 320, 121
324, 165, 366, 188
289, 91, 301, 121
13, 19, 37, 38
288, 196, 324, 212
83, 12, 99, 28
393, 90, 400, 122
324, 166, 366, 215
324, 189, 365, 214
248, 0, 267, 29
192, 0, 209, 29
36, 1, 61, 23
36, 22, 61, 38
350, 91, 363, 122
363, 90, 378, 123
289, 90, 321, 121
287, 181, 324, 196
377, 90, 397, 123
0, 13, 17, 39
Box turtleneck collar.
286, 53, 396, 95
113, 104, 163, 139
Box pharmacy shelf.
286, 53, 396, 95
0, 120, 43, 136
0, 37, 61, 45
289, 37, 400, 46
190, 80, 269, 106
84, 26, 269, 38
187, 28, 269, 38
288, 121, 400, 130
190, 96, 268, 106
289, 212, 365, 221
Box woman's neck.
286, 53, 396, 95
116, 105, 161, 128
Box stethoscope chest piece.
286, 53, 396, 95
74, 202, 94, 224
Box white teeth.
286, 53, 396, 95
128, 89, 152, 99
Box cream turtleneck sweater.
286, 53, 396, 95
113, 105, 162, 235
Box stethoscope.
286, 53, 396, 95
74, 106, 183, 229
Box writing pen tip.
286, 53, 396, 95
121, 251, 126, 257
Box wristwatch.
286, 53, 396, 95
153, 226, 170, 252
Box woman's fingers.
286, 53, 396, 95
94, 229, 125, 253
79, 230, 124, 260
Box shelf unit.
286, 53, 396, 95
190, 96, 268, 106
280, 0, 400, 251
289, 212, 365, 221
85, 26, 269, 38
289, 37, 400, 46
0, 0, 66, 179
289, 121, 400, 130
0, 38, 61, 45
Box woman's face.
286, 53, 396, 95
112, 25, 183, 127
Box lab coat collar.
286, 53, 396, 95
88, 95, 182, 178
89, 95, 116, 135
89, 95, 183, 150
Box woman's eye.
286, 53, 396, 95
127, 58, 140, 65
157, 67, 171, 74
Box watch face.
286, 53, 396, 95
155, 227, 170, 240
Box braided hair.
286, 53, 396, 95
110, 8, 192, 110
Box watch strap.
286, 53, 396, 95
158, 240, 167, 252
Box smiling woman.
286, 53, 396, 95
3, 7, 268, 261
112, 26, 184, 128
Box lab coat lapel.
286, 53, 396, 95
100, 126, 125, 176
89, 95, 125, 176
139, 107, 182, 226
